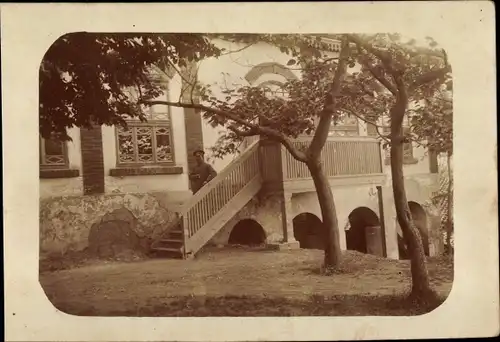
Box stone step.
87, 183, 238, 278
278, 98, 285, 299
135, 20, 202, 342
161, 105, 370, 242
160, 238, 183, 244
168, 230, 183, 237
156, 239, 184, 248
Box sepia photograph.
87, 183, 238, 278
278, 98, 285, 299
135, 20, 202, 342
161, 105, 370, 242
37, 31, 455, 317
2, 2, 498, 341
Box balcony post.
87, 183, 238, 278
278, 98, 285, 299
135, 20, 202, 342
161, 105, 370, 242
379, 186, 399, 260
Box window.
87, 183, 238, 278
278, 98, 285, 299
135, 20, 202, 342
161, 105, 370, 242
263, 86, 288, 99
115, 88, 175, 166
260, 82, 289, 100
367, 123, 378, 137
39, 137, 68, 169
329, 113, 359, 137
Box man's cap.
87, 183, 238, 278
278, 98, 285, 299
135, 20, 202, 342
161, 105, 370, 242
193, 149, 205, 156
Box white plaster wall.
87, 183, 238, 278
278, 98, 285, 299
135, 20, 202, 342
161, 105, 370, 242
405, 145, 430, 175
102, 73, 190, 194
39, 126, 84, 198
291, 185, 381, 252
288, 180, 442, 260
196, 41, 369, 173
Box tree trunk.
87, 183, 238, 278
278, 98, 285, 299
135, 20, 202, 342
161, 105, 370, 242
308, 159, 341, 268
390, 121, 436, 302
445, 152, 453, 254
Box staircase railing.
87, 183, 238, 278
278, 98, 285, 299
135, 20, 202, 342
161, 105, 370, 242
179, 140, 261, 256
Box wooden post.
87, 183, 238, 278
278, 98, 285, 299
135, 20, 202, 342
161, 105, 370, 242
280, 191, 299, 246
376, 185, 388, 257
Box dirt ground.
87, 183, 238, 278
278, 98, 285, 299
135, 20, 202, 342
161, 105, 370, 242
39, 247, 454, 316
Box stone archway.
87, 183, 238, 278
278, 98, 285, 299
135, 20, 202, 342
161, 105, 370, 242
228, 219, 266, 246
345, 207, 383, 256
244, 62, 298, 85
397, 201, 430, 259
292, 213, 324, 250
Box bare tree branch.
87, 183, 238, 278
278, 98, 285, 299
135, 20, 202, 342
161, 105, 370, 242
279, 136, 309, 162
189, 62, 201, 103
409, 65, 451, 91
161, 57, 197, 102
389, 73, 409, 130
346, 34, 394, 69
227, 125, 259, 137
307, 38, 350, 160
220, 42, 256, 56
346, 35, 398, 95
361, 58, 398, 95
341, 109, 391, 143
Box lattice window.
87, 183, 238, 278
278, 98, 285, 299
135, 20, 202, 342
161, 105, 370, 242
40, 137, 68, 169
116, 124, 173, 165
115, 84, 175, 166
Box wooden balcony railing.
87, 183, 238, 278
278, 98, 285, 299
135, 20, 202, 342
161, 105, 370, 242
260, 136, 384, 184
283, 136, 383, 180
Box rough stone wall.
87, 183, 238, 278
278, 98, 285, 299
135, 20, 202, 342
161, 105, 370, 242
40, 175, 442, 259
209, 191, 285, 245
39, 192, 179, 258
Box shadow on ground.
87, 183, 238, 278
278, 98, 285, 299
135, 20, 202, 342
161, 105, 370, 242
58, 293, 446, 317
39, 247, 453, 317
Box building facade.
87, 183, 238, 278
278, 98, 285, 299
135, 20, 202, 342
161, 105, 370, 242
39, 36, 445, 260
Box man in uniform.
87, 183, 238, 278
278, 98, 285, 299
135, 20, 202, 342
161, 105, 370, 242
189, 149, 217, 194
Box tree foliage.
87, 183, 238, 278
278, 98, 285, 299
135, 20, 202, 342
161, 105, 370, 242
200, 34, 452, 161
340, 34, 451, 302
410, 83, 453, 155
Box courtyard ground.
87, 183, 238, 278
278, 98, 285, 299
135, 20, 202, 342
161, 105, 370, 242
39, 247, 453, 316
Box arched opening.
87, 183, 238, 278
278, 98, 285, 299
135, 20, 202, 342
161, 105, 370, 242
345, 207, 382, 255
397, 201, 430, 259
292, 213, 324, 250
228, 219, 266, 246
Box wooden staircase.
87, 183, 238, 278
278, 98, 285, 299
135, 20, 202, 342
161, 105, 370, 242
150, 220, 185, 258
151, 140, 262, 259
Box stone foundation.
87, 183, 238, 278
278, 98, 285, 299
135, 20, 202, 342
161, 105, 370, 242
39, 175, 444, 260
39, 192, 179, 258
208, 177, 444, 259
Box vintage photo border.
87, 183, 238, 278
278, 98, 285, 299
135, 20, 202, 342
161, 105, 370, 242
2, 2, 498, 340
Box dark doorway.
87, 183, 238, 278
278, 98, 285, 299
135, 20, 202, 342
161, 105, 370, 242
292, 213, 324, 250
228, 219, 266, 246
346, 207, 381, 254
